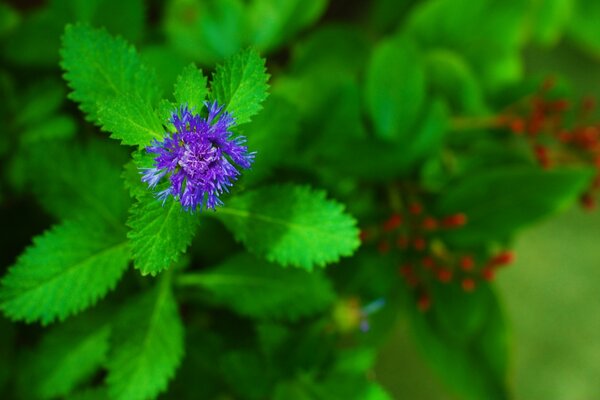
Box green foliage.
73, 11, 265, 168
107, 280, 184, 400
4, 2, 600, 400
127, 193, 199, 276
98, 96, 164, 147
246, 0, 328, 51
21, 314, 110, 399
0, 218, 129, 325
3, 0, 145, 66
436, 166, 594, 246
365, 35, 427, 141
210, 48, 270, 125
567, 0, 600, 56
528, 0, 574, 47
164, 0, 327, 63
61, 23, 160, 125
165, 0, 247, 64
174, 64, 209, 111
24, 142, 129, 225
178, 253, 335, 319
407, 0, 527, 91
216, 185, 360, 270
406, 284, 508, 400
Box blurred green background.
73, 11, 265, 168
377, 208, 600, 399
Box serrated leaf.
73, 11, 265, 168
127, 194, 199, 276
23, 314, 110, 399
365, 35, 426, 141
61, 23, 160, 123
178, 253, 335, 319
215, 185, 360, 270
174, 64, 208, 112
211, 48, 269, 125
0, 218, 129, 325
98, 95, 164, 147
107, 281, 184, 400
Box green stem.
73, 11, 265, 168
450, 115, 502, 131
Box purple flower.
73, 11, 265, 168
141, 101, 255, 211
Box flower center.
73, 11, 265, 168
178, 141, 220, 179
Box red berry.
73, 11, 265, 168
462, 278, 476, 292
417, 294, 431, 312
534, 145, 551, 169
510, 118, 525, 134
421, 257, 435, 269
542, 77, 556, 91
583, 96, 596, 113
396, 235, 409, 249
359, 230, 369, 242
581, 193, 596, 210
383, 214, 402, 232
557, 130, 571, 143
399, 264, 413, 277
437, 268, 452, 283
413, 237, 426, 251
377, 240, 390, 254
442, 213, 468, 228
490, 251, 514, 267
459, 256, 474, 271
421, 217, 438, 230
550, 99, 569, 112
409, 203, 423, 215
482, 267, 495, 281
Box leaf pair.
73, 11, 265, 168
20, 282, 184, 400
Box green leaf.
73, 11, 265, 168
313, 99, 447, 181
5, 0, 145, 67
216, 185, 360, 270
365, 35, 427, 141
246, 0, 328, 51
68, 388, 110, 400
0, 218, 129, 325
220, 351, 271, 399
140, 45, 190, 96
165, 0, 246, 64
0, 3, 18, 38
15, 79, 66, 127
174, 63, 209, 112
239, 93, 300, 185
425, 50, 488, 114
22, 314, 110, 399
178, 253, 335, 319
528, 0, 574, 47
20, 115, 76, 146
127, 193, 199, 276
406, 283, 509, 400
406, 0, 526, 91
210, 48, 270, 125
24, 142, 129, 227
436, 167, 593, 247
61, 23, 160, 123
567, 0, 600, 56
98, 95, 164, 147
107, 280, 184, 400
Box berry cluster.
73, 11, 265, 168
498, 80, 600, 209
364, 202, 514, 312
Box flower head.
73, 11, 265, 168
142, 101, 255, 211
